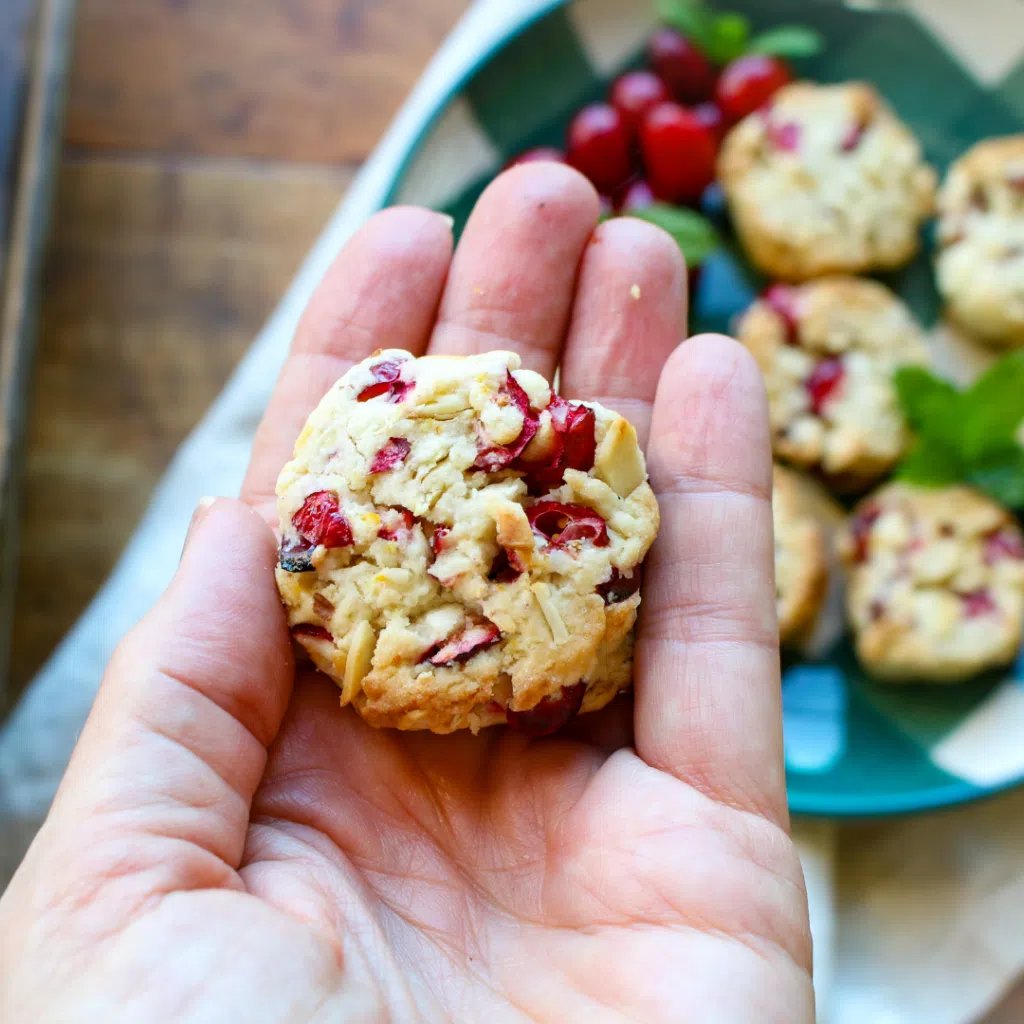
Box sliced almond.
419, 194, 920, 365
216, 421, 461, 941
518, 414, 557, 464
493, 501, 533, 550
531, 582, 569, 645
595, 418, 645, 498
342, 620, 376, 705
406, 393, 469, 419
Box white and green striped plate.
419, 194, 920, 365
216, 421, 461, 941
380, 0, 1024, 817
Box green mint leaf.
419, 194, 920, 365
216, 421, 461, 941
959, 351, 1024, 461
626, 203, 721, 266
893, 366, 964, 453
748, 25, 825, 59
654, 0, 717, 53
706, 12, 751, 64
967, 448, 1024, 511
895, 437, 965, 488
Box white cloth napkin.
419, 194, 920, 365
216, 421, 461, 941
3, 2, 1024, 1021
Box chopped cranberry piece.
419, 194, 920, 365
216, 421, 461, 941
839, 119, 868, 152
517, 396, 597, 493
291, 623, 332, 641
566, 103, 634, 194
766, 119, 801, 152
357, 360, 413, 403
473, 372, 540, 472
506, 682, 587, 738
849, 503, 881, 563
489, 546, 525, 583
647, 28, 716, 105
1006, 169, 1024, 192
962, 589, 997, 618
597, 568, 641, 604
378, 507, 415, 541
425, 620, 501, 667
506, 146, 565, 168
692, 102, 726, 142
610, 70, 670, 136
279, 538, 314, 573
370, 437, 411, 474
528, 501, 609, 548
293, 491, 354, 548
715, 55, 791, 124
431, 524, 451, 556
805, 357, 845, 415
986, 529, 1024, 563
762, 284, 801, 343
313, 593, 335, 618
868, 599, 886, 622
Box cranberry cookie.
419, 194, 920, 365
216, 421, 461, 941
842, 484, 1024, 682
275, 350, 659, 734
718, 82, 936, 281
773, 465, 828, 646
737, 277, 929, 488
936, 135, 1024, 348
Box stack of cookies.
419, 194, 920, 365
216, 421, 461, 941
720, 81, 1024, 682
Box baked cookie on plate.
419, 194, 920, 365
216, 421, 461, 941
737, 276, 929, 489
719, 81, 936, 281
842, 483, 1024, 682
936, 135, 1024, 348
773, 464, 829, 647
275, 349, 659, 735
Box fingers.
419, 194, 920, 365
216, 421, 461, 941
242, 207, 454, 517
427, 163, 599, 376
561, 216, 687, 447
48, 499, 293, 874
636, 335, 786, 827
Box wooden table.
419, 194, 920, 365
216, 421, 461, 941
8, 0, 469, 696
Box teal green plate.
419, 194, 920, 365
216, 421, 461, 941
380, 0, 1024, 817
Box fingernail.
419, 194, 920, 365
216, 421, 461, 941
181, 496, 219, 561
439, 213, 455, 231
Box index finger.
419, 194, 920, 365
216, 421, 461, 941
241, 206, 454, 520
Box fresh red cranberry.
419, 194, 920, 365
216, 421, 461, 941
506, 146, 566, 168
474, 372, 539, 472
369, 437, 411, 474
293, 491, 354, 548
506, 682, 587, 737
985, 529, 1024, 563
517, 397, 596, 493
425, 621, 501, 666
715, 55, 791, 123
616, 177, 656, 213
378, 507, 415, 541
839, 119, 868, 152
566, 103, 634, 194
489, 546, 525, 583
1007, 169, 1024, 192
279, 538, 314, 573
597, 568, 641, 604
805, 357, 845, 415
528, 501, 609, 548
291, 623, 332, 641
765, 118, 801, 152
692, 102, 726, 142
640, 101, 717, 204
962, 588, 997, 618
431, 524, 451, 556
610, 70, 670, 136
849, 502, 881, 563
762, 283, 801, 342
647, 28, 716, 104
357, 360, 413, 403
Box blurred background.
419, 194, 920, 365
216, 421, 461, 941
4, 0, 468, 706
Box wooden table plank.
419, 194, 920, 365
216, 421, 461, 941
65, 0, 470, 162
9, 157, 350, 690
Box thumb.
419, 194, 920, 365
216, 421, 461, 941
40, 498, 294, 882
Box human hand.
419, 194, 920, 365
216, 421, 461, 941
0, 165, 813, 1023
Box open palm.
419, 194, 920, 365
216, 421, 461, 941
0, 165, 813, 1023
